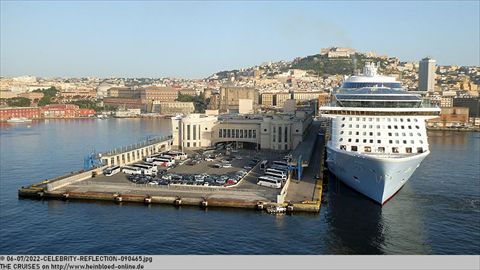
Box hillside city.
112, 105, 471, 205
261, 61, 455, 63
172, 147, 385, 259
1, 47, 479, 129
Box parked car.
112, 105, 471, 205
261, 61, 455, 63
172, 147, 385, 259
205, 176, 216, 183
216, 178, 227, 184
223, 163, 232, 168
244, 165, 253, 170
213, 163, 223, 168
187, 160, 198, 166
205, 156, 215, 162
225, 179, 237, 186
171, 174, 183, 181
194, 174, 205, 182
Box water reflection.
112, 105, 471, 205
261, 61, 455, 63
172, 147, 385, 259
427, 131, 469, 146
324, 175, 385, 254
324, 172, 431, 254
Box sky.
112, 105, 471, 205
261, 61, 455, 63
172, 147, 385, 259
1, 1, 479, 79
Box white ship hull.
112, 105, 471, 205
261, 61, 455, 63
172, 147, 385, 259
326, 145, 429, 204
7, 117, 32, 123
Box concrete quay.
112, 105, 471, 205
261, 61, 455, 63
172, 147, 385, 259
18, 123, 326, 214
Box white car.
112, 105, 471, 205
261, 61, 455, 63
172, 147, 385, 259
205, 157, 215, 162
194, 175, 205, 182
223, 163, 232, 168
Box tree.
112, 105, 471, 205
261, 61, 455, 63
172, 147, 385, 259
35, 87, 59, 106
5, 97, 31, 107
176, 93, 195, 102
175, 93, 206, 113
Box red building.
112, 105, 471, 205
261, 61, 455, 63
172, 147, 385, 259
1, 104, 97, 121
78, 108, 95, 117
42, 104, 80, 118
0, 107, 42, 121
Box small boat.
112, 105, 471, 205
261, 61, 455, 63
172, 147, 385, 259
265, 205, 287, 214
7, 117, 32, 123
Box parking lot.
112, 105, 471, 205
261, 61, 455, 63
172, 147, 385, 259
58, 148, 288, 202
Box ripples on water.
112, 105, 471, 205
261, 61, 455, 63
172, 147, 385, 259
0, 120, 478, 254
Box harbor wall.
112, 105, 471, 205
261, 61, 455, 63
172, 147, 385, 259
46, 167, 106, 191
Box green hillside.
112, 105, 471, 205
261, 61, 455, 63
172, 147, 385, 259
291, 53, 389, 75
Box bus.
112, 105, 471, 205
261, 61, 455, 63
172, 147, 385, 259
271, 164, 288, 172
257, 176, 282, 189
166, 151, 187, 160
143, 162, 158, 171
151, 158, 175, 167
132, 163, 157, 175
259, 160, 269, 171
272, 160, 288, 167
265, 171, 287, 180
103, 165, 121, 176
122, 166, 143, 175
265, 168, 287, 177
145, 154, 163, 162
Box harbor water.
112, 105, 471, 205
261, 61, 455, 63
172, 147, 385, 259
0, 118, 478, 254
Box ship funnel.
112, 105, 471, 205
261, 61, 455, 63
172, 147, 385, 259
363, 62, 378, 77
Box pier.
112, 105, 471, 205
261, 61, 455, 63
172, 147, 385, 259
18, 123, 326, 214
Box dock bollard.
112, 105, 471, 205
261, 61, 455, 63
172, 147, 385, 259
144, 197, 152, 204
256, 202, 264, 210
174, 197, 182, 206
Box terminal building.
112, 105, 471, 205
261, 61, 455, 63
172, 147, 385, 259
171, 110, 313, 151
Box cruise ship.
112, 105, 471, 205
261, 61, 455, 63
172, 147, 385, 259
320, 63, 440, 204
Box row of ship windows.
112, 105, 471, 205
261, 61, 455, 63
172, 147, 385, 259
341, 117, 419, 123
339, 138, 424, 144
340, 124, 421, 130
340, 131, 423, 137
340, 145, 424, 154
